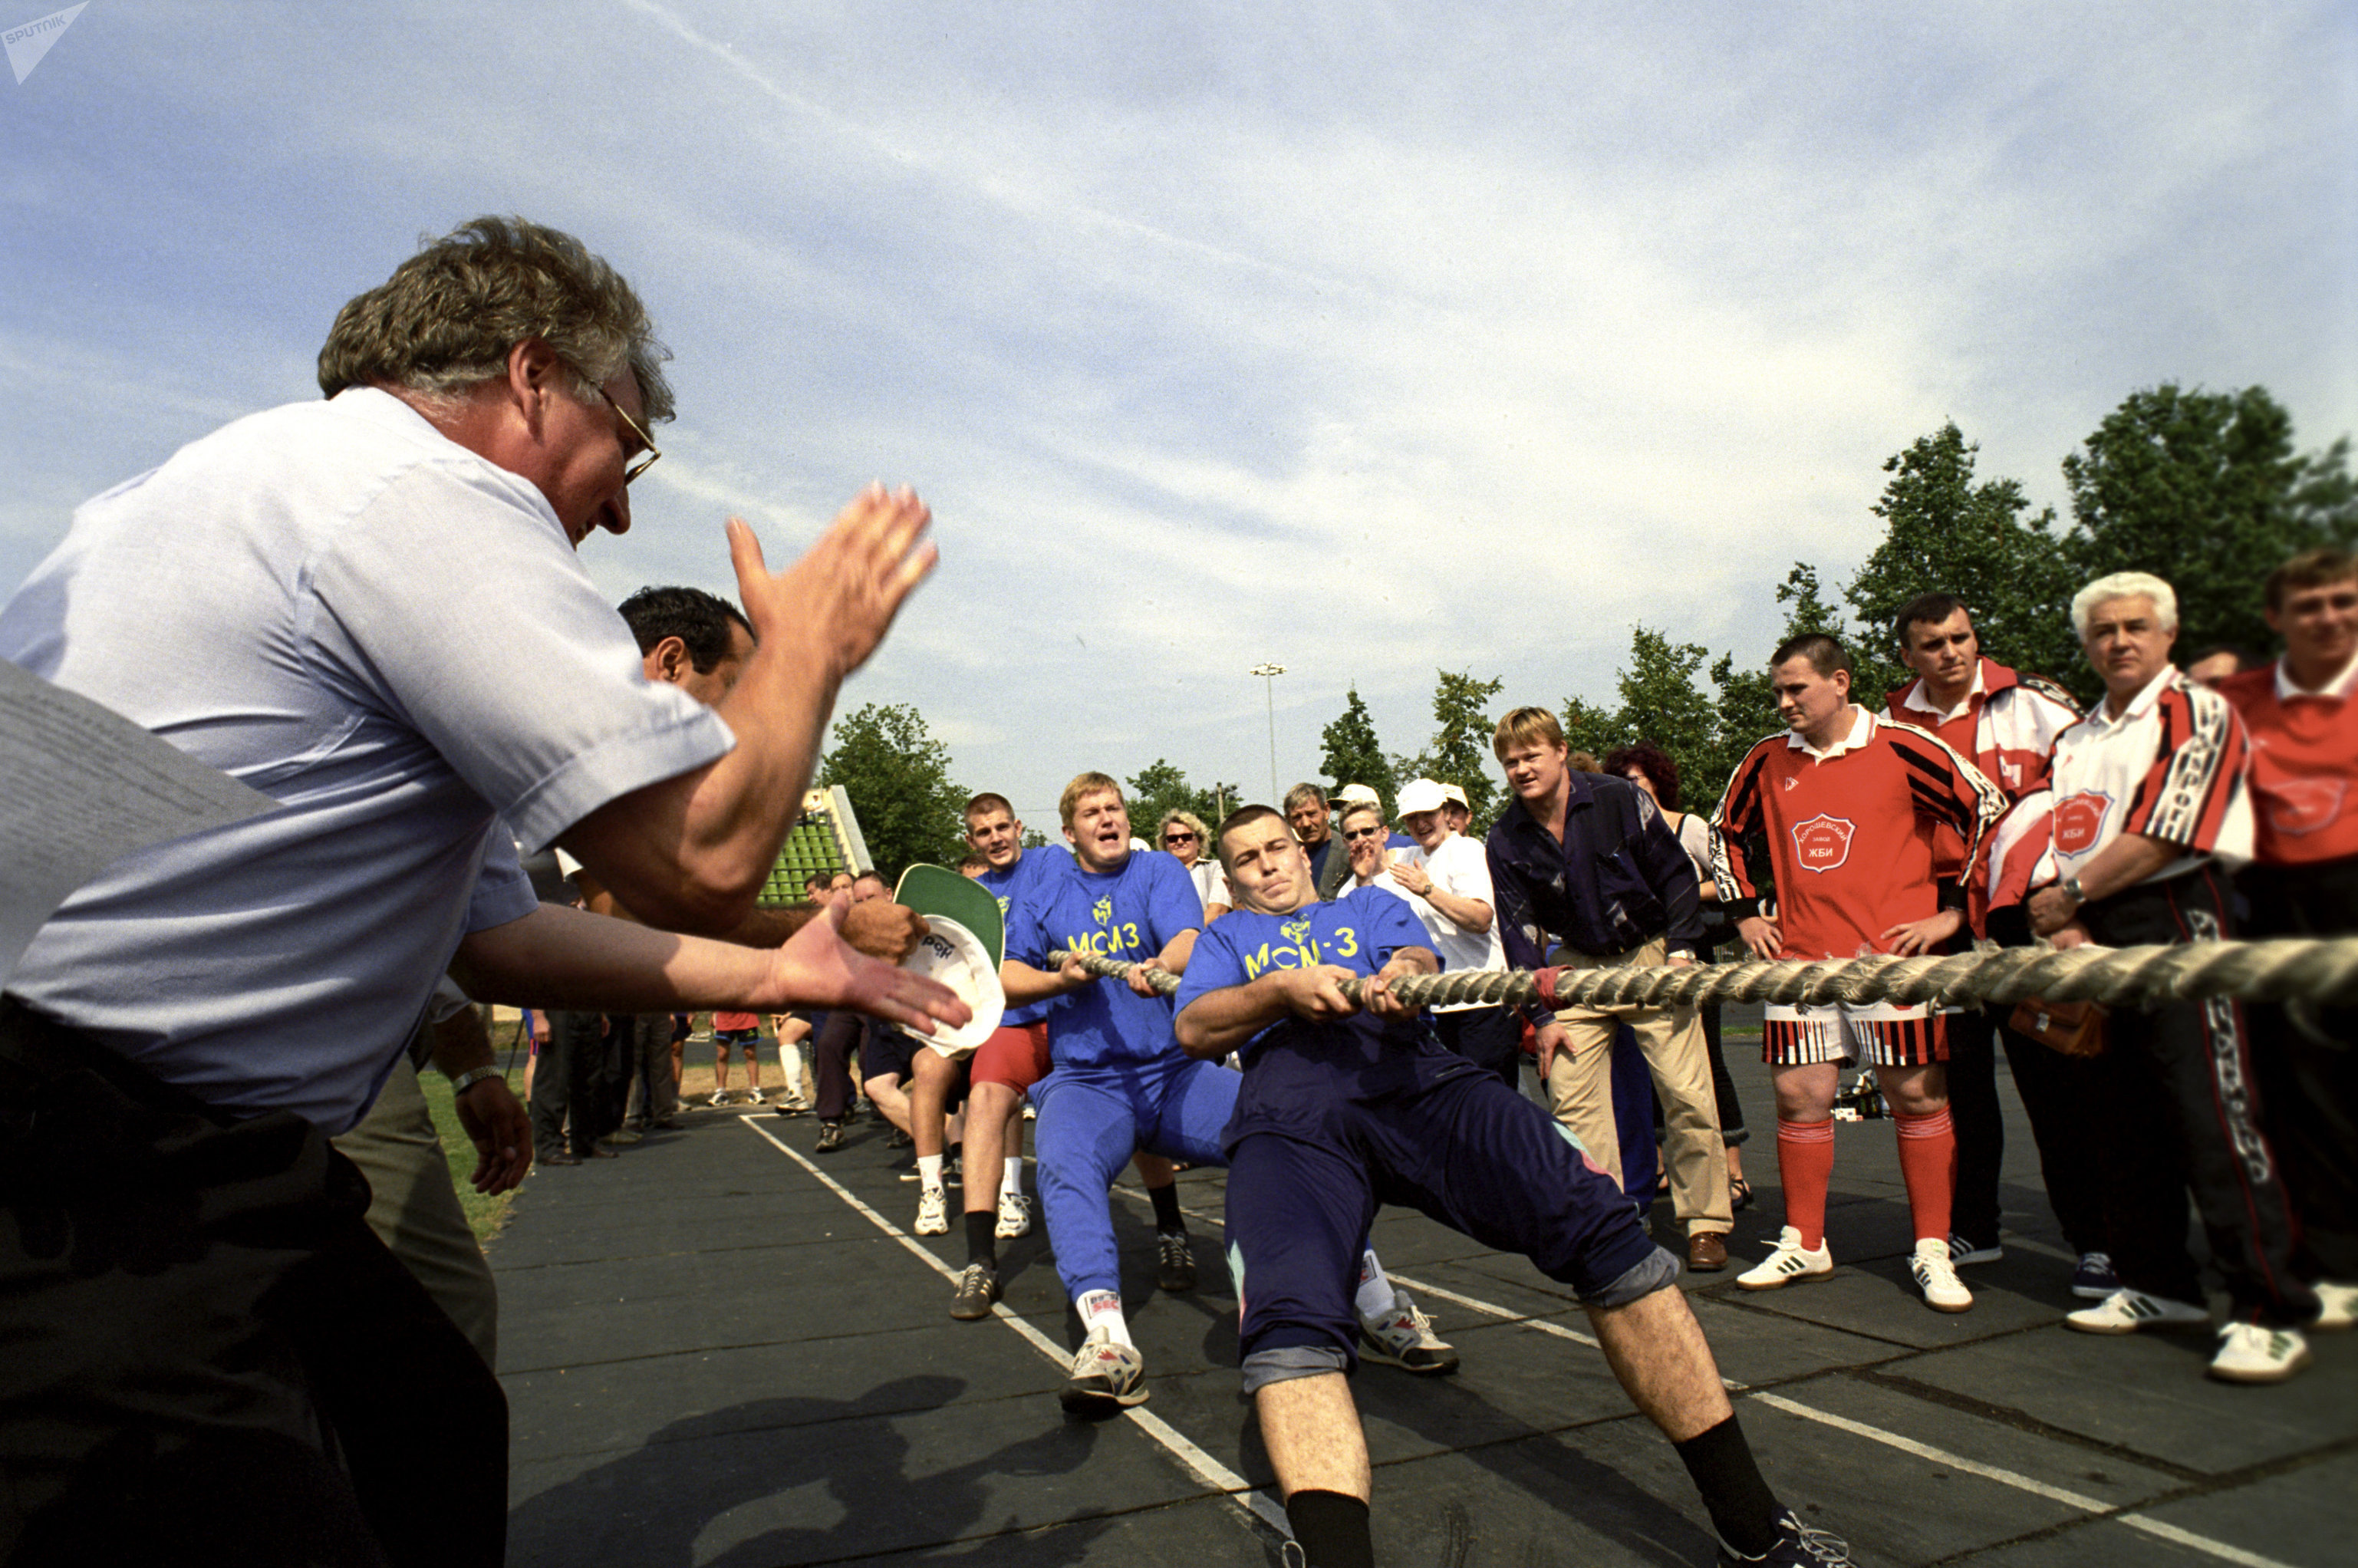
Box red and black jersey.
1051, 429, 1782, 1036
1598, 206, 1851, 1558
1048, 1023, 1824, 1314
1709, 707, 2005, 961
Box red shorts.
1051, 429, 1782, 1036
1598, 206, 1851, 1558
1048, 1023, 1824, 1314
971, 1020, 1052, 1092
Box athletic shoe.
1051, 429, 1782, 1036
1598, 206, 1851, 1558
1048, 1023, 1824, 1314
2310, 1280, 2356, 1332
2065, 1288, 2209, 1335
605, 1128, 644, 1146
1912, 1239, 1973, 1313
949, 1262, 1000, 1320
1737, 1227, 1833, 1291
1717, 1506, 1854, 1565
1060, 1329, 1148, 1412
2208, 1323, 2310, 1384
1359, 1292, 1460, 1375
815, 1121, 844, 1154
1945, 1232, 2002, 1267
915, 1187, 949, 1236
942, 1150, 963, 1184
2071, 1252, 2120, 1300
707, 1089, 729, 1107
1155, 1230, 1197, 1292
774, 1096, 811, 1118
996, 1190, 1033, 1240
746, 1088, 767, 1105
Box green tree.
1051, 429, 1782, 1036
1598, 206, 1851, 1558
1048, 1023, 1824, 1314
818, 703, 967, 881
2062, 384, 2352, 675
1846, 423, 2082, 700
1606, 626, 1721, 810
1317, 687, 1397, 817
1395, 669, 1506, 831
1124, 759, 1222, 839
1557, 693, 1624, 762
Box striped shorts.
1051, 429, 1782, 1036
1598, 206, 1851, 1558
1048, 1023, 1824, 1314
1763, 1000, 1948, 1068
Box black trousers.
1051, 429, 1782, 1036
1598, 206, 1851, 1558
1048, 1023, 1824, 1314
1995, 1022, 2112, 1257
2081, 868, 2318, 1326
2239, 855, 2358, 1281
1944, 1006, 2004, 1247
812, 1011, 864, 1121
0, 999, 507, 1568
529, 1009, 613, 1157
1432, 1006, 1521, 1089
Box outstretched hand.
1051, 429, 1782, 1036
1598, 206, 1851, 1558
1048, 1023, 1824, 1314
729, 485, 937, 684
768, 894, 970, 1035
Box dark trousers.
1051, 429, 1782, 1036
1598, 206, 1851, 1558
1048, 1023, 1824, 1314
2241, 855, 2358, 1281
1997, 1023, 2112, 1257
529, 1010, 612, 1156
2082, 868, 2318, 1326
622, 1012, 679, 1127
1701, 1003, 1747, 1143
812, 1011, 864, 1121
1945, 1006, 2004, 1247
1432, 1006, 1521, 1089
0, 1000, 506, 1568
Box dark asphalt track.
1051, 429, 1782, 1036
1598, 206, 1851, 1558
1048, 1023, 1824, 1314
495, 1029, 2356, 1566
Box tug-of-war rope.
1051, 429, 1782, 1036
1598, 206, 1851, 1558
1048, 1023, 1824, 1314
1046, 936, 2358, 1014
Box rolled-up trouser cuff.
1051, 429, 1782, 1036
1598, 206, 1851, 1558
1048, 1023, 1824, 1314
1586, 1244, 1681, 1309
1240, 1344, 1352, 1394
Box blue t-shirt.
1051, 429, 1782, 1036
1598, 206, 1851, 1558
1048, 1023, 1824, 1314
1008, 850, 1201, 1070
1176, 885, 1483, 1147
978, 843, 1075, 1026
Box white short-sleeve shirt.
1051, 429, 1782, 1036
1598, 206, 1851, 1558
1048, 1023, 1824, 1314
0, 390, 735, 1130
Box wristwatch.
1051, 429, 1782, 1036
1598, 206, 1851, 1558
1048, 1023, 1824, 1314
2060, 875, 2087, 909
448, 1066, 502, 1095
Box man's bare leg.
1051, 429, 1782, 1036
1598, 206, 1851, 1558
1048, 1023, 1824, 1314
1259, 1373, 1374, 1567
1589, 1284, 1790, 1560
1586, 1283, 1732, 1441
863, 1072, 912, 1135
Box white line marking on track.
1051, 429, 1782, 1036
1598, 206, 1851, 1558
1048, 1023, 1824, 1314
738, 1117, 1293, 1539
1750, 1392, 2299, 1568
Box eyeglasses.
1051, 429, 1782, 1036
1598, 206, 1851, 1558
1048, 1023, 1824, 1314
593, 382, 663, 484
1341, 825, 1385, 842
1162, 831, 1197, 845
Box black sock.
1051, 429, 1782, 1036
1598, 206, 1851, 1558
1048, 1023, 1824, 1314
1673, 1414, 1780, 1557
1148, 1182, 1184, 1234
963, 1210, 997, 1268
1283, 1490, 1372, 1568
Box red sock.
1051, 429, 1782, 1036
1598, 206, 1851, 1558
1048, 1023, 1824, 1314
1775, 1118, 1836, 1250
1892, 1107, 1956, 1244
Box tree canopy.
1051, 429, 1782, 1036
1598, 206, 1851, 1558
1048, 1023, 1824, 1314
1394, 669, 1505, 829
1318, 687, 1397, 818
818, 703, 967, 881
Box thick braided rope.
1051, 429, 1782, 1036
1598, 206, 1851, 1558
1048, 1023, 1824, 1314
1045, 935, 2358, 1013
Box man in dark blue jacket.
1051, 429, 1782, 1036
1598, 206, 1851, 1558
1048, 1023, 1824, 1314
1487, 707, 1734, 1273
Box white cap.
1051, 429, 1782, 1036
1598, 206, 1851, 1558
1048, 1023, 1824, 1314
1334, 782, 1381, 806
1396, 778, 1448, 815
1438, 781, 1470, 809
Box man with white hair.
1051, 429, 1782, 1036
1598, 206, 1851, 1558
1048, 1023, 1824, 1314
2026, 572, 2320, 1382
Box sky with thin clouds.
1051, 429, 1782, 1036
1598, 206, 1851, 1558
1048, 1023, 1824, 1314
2, 2, 2350, 825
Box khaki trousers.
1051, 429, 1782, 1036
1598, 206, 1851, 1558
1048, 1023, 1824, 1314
1544, 936, 1731, 1237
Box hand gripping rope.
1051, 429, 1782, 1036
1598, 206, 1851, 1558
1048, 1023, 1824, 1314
1046, 937, 2358, 1013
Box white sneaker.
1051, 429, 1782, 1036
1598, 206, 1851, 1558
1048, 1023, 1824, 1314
1737, 1227, 1834, 1291
1059, 1329, 1148, 1412
708, 1089, 729, 1107
1912, 1238, 1973, 1313
2208, 1323, 2311, 1384
995, 1189, 1033, 1240
2310, 1280, 2356, 1332
2065, 1288, 2210, 1336
746, 1087, 767, 1105
914, 1186, 949, 1236
1358, 1292, 1459, 1374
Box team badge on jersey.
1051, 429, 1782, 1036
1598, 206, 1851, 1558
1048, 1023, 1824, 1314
2255, 777, 2347, 838
1092, 895, 1113, 925
1790, 814, 1856, 873
1281, 917, 1312, 945
2053, 791, 2113, 854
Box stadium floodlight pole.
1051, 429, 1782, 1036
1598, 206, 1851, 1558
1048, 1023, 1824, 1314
1212, 780, 1239, 820
1249, 663, 1286, 802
